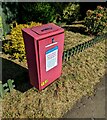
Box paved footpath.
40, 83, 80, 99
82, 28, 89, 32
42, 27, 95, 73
62, 74, 106, 119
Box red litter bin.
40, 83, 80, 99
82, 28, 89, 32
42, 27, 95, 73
22, 23, 64, 90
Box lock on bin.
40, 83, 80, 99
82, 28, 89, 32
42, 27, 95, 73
22, 23, 64, 90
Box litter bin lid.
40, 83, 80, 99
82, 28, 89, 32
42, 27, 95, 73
31, 23, 61, 35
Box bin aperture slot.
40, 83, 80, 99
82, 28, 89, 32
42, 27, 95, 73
31, 23, 60, 35
41, 27, 52, 32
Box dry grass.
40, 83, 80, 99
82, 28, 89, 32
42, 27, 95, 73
64, 31, 94, 50
1, 31, 106, 118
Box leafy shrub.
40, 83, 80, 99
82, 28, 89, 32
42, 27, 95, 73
2, 2, 18, 34
33, 3, 55, 23
84, 6, 107, 35
0, 16, 2, 28
3, 22, 42, 61
51, 3, 69, 23
2, 3, 56, 24
16, 3, 56, 24
63, 3, 80, 24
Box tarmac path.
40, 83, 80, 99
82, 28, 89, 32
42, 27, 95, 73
62, 74, 106, 119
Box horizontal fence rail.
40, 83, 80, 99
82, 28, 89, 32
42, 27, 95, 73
63, 33, 107, 61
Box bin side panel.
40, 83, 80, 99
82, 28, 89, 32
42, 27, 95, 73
22, 31, 39, 89
38, 32, 64, 90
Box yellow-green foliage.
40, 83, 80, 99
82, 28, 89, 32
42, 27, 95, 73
63, 3, 80, 24
0, 16, 2, 28
3, 22, 42, 61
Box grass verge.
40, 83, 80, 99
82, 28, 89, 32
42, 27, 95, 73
1, 31, 106, 118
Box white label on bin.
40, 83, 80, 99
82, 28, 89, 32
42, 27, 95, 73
46, 46, 58, 72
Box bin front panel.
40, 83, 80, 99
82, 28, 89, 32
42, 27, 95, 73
38, 33, 64, 89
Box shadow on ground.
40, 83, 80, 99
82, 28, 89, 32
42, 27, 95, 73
2, 57, 33, 93
61, 21, 88, 35
62, 25, 87, 35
